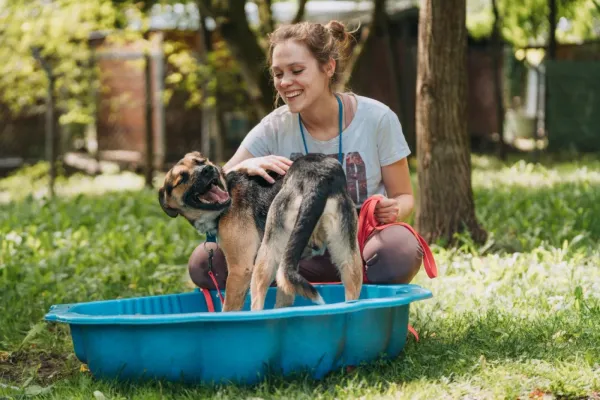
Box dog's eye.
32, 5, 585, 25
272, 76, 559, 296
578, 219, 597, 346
193, 158, 205, 165
179, 172, 189, 183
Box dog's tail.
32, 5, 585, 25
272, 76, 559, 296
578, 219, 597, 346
276, 186, 328, 305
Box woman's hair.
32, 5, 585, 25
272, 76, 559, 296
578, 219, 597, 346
267, 20, 355, 89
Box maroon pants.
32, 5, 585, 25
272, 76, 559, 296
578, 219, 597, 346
188, 224, 424, 290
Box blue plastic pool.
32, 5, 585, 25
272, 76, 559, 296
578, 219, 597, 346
44, 283, 432, 385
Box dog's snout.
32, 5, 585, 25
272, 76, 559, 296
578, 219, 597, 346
200, 165, 215, 178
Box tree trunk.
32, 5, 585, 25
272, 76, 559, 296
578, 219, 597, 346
415, 0, 487, 245
544, 0, 557, 145
144, 52, 155, 188
547, 0, 557, 60
198, 16, 218, 160
256, 0, 275, 38
338, 0, 387, 92
491, 0, 506, 160
380, 2, 403, 122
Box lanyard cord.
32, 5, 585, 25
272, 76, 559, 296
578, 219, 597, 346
298, 94, 344, 165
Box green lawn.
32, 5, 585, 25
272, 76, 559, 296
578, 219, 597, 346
1, 154, 599, 399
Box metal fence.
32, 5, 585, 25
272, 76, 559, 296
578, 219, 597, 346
545, 60, 600, 152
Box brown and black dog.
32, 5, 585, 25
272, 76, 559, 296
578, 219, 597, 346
158, 151, 363, 312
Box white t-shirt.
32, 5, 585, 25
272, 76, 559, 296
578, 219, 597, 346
240, 94, 411, 208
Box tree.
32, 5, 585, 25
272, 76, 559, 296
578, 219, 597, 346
0, 0, 120, 125
466, 0, 599, 48
0, 0, 228, 162
415, 0, 488, 245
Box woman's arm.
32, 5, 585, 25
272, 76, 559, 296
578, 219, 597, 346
375, 157, 415, 224
222, 146, 293, 184
222, 146, 255, 174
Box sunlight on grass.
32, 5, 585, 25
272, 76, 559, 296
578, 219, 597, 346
473, 158, 600, 189
1, 154, 599, 399
0, 162, 162, 204
411, 244, 600, 318
3, 155, 599, 203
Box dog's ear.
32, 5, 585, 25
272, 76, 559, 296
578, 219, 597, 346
158, 187, 179, 218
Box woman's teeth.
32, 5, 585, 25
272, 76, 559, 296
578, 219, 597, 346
286, 90, 302, 99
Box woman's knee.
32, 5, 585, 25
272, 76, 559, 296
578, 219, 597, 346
363, 225, 423, 284
187, 242, 228, 289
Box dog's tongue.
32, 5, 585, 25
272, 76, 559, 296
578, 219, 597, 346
205, 184, 229, 203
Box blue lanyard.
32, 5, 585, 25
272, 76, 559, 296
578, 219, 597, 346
298, 94, 343, 165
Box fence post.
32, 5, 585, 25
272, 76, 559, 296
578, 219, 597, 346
47, 73, 56, 198
32, 48, 56, 198
144, 51, 155, 188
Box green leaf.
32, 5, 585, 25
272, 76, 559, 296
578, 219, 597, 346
18, 322, 46, 351
24, 384, 52, 396
93, 390, 108, 400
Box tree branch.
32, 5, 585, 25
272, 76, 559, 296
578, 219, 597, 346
256, 0, 274, 36
292, 0, 308, 23
196, 0, 215, 18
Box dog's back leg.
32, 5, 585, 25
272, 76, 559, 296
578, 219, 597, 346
250, 237, 295, 310
322, 196, 363, 302
250, 244, 279, 311
250, 192, 292, 311
274, 289, 295, 308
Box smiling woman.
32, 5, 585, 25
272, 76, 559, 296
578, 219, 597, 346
188, 20, 430, 292
267, 21, 352, 119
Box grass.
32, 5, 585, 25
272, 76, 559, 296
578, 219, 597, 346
1, 154, 600, 399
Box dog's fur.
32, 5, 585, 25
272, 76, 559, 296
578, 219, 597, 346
158, 151, 363, 311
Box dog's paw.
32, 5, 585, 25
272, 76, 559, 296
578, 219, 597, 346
313, 293, 326, 306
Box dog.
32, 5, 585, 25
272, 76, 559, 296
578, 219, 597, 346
158, 151, 363, 312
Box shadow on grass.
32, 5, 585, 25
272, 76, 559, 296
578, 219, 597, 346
372, 307, 599, 383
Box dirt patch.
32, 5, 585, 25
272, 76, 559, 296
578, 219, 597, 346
0, 350, 77, 385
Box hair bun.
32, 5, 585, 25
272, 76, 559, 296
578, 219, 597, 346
325, 20, 347, 42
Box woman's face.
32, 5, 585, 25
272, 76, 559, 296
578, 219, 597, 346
271, 40, 333, 114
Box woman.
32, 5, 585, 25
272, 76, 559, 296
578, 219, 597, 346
188, 20, 423, 291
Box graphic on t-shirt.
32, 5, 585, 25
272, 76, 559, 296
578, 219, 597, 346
290, 152, 367, 205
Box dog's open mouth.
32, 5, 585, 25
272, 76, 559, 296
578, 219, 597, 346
196, 178, 230, 205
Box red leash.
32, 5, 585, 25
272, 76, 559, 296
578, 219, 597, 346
201, 288, 216, 312
201, 245, 224, 312
358, 195, 438, 280
357, 195, 438, 341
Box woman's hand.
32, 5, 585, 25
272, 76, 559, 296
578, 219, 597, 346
229, 155, 293, 184
378, 157, 415, 224
374, 196, 401, 224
